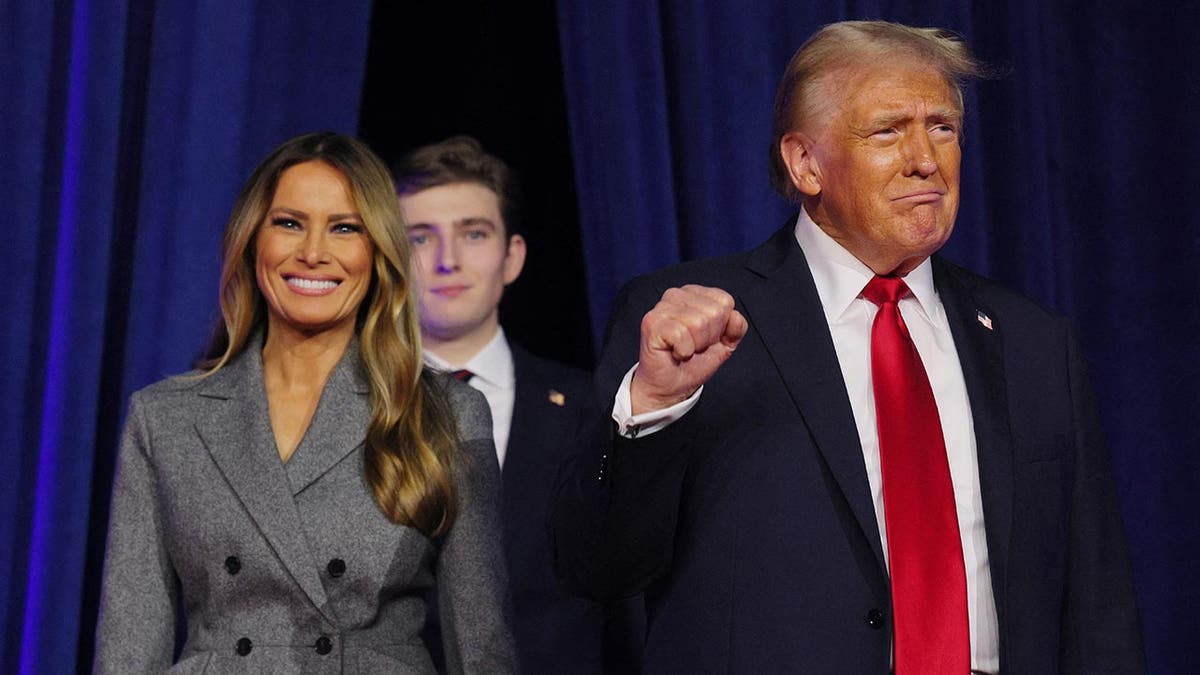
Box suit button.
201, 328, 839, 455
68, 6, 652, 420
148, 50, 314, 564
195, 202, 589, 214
224, 556, 241, 575
236, 637, 252, 656
327, 558, 346, 578
866, 608, 885, 629
315, 636, 333, 655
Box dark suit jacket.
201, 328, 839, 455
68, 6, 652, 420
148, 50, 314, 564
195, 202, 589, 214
503, 343, 643, 674
95, 342, 516, 673
552, 224, 1143, 673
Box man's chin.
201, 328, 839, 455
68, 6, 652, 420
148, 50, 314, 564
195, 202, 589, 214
421, 317, 487, 341
904, 214, 954, 249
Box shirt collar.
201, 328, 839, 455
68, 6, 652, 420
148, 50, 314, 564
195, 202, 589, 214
793, 208, 939, 323
423, 327, 515, 390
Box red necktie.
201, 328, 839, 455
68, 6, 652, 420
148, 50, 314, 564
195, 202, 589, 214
451, 369, 474, 383
862, 275, 969, 674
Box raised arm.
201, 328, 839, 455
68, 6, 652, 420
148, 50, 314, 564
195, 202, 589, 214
551, 280, 745, 600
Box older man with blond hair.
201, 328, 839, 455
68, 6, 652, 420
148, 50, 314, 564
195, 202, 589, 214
553, 21, 1143, 674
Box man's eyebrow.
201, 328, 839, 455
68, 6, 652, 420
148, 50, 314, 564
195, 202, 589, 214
861, 108, 962, 128
457, 217, 498, 229
866, 111, 912, 127
927, 107, 963, 123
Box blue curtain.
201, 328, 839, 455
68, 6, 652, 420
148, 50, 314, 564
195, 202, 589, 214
557, 1, 1199, 673
5, 0, 1197, 671
1, 1, 372, 670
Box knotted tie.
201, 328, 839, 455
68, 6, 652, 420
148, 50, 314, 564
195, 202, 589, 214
862, 275, 969, 674
451, 369, 474, 383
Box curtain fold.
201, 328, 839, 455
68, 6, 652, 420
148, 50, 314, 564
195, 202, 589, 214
2, 1, 372, 670
557, 1, 1200, 671
556, 3, 684, 341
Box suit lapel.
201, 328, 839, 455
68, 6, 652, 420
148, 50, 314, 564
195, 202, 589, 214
934, 258, 1014, 636
283, 346, 371, 495
738, 228, 889, 583
193, 345, 333, 622
504, 345, 542, 494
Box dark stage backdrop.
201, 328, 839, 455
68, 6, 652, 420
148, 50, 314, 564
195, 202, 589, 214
2, 1, 373, 671
557, 1, 1199, 673
358, 0, 594, 371
3, 0, 1196, 672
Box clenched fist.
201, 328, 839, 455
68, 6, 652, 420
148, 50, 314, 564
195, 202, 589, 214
631, 285, 748, 414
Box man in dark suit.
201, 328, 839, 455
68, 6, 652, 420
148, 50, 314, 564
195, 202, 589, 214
394, 137, 641, 674
552, 21, 1143, 673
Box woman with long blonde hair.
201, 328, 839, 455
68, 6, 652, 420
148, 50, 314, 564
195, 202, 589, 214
95, 132, 516, 673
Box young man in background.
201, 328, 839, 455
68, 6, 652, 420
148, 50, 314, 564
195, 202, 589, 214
395, 136, 640, 674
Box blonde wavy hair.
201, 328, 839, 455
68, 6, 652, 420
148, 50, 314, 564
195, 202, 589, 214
201, 132, 460, 538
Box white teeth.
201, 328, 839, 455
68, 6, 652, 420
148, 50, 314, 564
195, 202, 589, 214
287, 278, 339, 290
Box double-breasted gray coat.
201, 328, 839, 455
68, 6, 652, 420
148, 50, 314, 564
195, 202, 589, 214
94, 341, 516, 673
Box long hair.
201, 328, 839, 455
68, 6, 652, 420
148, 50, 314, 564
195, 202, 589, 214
200, 131, 461, 538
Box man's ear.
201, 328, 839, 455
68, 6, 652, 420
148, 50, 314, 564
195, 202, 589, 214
502, 233, 527, 285
780, 131, 822, 198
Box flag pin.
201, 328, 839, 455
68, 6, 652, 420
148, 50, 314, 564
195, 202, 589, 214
548, 389, 566, 406
976, 310, 994, 331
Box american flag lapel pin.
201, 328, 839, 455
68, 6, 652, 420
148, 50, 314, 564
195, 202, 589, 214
976, 310, 994, 331
548, 389, 566, 407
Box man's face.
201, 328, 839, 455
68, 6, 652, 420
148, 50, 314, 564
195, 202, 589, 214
783, 61, 962, 275
400, 182, 526, 350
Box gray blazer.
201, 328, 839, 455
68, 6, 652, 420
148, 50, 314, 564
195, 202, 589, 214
94, 342, 516, 673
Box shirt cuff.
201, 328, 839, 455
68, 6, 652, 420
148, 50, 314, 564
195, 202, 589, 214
611, 363, 703, 438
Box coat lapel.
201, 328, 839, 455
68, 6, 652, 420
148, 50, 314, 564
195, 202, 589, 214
738, 228, 889, 586
283, 345, 371, 496
504, 346, 548, 493
192, 345, 334, 622
934, 257, 1014, 639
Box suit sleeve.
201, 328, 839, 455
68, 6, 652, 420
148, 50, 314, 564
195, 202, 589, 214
550, 278, 698, 600
93, 393, 179, 673
1060, 326, 1146, 673
438, 388, 518, 675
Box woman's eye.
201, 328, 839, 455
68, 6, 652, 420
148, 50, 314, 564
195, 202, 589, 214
272, 217, 301, 229
332, 222, 363, 234
409, 233, 430, 246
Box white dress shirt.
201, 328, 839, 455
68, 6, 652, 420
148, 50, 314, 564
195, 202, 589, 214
613, 209, 1000, 673
425, 328, 515, 468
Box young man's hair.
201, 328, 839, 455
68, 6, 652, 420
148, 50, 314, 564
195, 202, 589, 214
392, 135, 523, 238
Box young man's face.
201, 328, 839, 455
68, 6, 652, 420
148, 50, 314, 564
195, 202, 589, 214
401, 182, 526, 351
